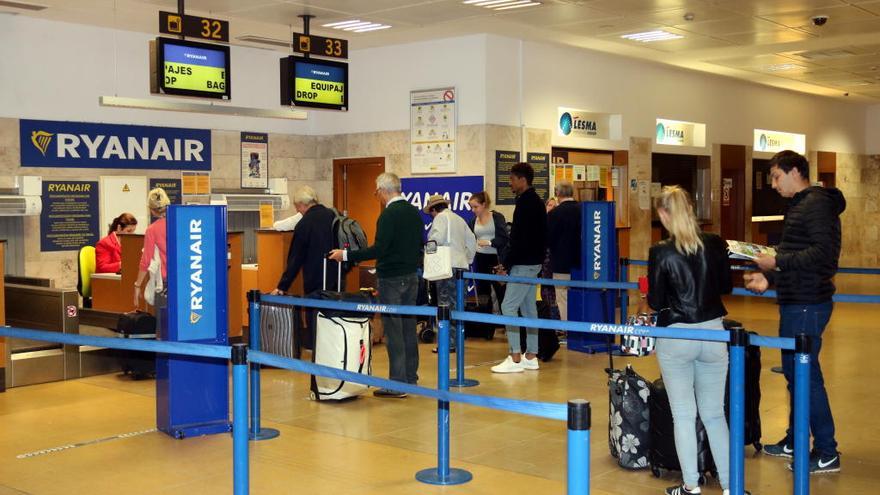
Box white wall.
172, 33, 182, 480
0, 15, 314, 134
514, 39, 868, 154
868, 105, 880, 155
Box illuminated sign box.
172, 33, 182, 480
655, 118, 706, 147
280, 56, 348, 111
557, 108, 621, 140
154, 37, 231, 100
754, 129, 806, 154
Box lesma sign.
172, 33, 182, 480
557, 108, 620, 140
655, 119, 706, 147
754, 129, 806, 154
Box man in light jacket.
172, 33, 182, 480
424, 194, 477, 352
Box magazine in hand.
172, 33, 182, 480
726, 240, 776, 260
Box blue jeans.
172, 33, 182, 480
779, 302, 837, 456
501, 265, 540, 354
378, 273, 419, 385
657, 318, 731, 490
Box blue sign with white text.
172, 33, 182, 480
20, 119, 212, 170
40, 180, 99, 252
401, 175, 483, 234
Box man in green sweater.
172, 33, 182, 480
329, 172, 423, 398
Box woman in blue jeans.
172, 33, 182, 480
648, 186, 746, 495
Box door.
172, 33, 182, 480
333, 158, 385, 291
720, 145, 746, 243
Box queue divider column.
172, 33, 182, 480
451, 270, 478, 388
567, 399, 591, 495
728, 326, 747, 495
793, 334, 812, 495
416, 304, 472, 485
247, 290, 280, 441
232, 343, 250, 495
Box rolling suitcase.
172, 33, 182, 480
723, 319, 763, 452
648, 378, 717, 483
115, 310, 156, 380
309, 259, 373, 401
607, 364, 652, 469
465, 294, 495, 340
519, 300, 560, 361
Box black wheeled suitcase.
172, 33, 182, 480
607, 365, 652, 469
115, 311, 156, 380
723, 319, 763, 452
464, 295, 495, 340
648, 378, 716, 483
519, 300, 560, 361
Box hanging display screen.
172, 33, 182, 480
156, 37, 230, 100
280, 56, 348, 111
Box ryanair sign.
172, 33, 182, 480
167, 205, 226, 342
20, 119, 211, 170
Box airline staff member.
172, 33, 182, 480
96, 213, 137, 273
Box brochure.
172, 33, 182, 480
726, 240, 776, 261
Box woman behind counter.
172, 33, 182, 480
95, 213, 138, 274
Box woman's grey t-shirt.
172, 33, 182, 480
473, 217, 497, 254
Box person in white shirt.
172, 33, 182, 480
424, 194, 476, 352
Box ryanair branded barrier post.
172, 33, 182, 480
568, 201, 617, 353
157, 205, 230, 438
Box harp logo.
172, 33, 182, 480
31, 131, 54, 156
190, 311, 202, 324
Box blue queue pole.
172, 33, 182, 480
247, 290, 280, 441
416, 304, 472, 485
451, 270, 478, 388
232, 343, 250, 495
567, 399, 591, 495
619, 259, 629, 323
728, 326, 747, 495
793, 334, 812, 495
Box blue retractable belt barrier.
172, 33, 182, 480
247, 292, 280, 441
466, 271, 638, 291
728, 328, 747, 495
793, 335, 813, 495
261, 294, 437, 317
231, 344, 250, 495
451, 271, 478, 388
567, 400, 591, 495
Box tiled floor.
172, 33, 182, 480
0, 277, 878, 494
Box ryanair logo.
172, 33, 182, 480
189, 219, 204, 326
190, 311, 202, 324
31, 131, 54, 156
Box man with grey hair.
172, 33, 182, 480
272, 185, 339, 298
329, 172, 423, 398
546, 180, 581, 321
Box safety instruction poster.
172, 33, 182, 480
528, 152, 550, 201
241, 132, 269, 189
410, 87, 456, 174
494, 150, 521, 206
40, 180, 99, 252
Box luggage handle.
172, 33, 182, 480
323, 257, 343, 292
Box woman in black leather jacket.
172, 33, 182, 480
648, 186, 740, 495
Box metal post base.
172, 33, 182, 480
249, 427, 280, 441
450, 377, 479, 388
415, 467, 473, 485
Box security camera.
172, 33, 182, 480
811, 15, 829, 26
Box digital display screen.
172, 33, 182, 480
157, 38, 230, 100
280, 56, 348, 111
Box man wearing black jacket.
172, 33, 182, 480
547, 180, 581, 321
491, 162, 547, 374
745, 150, 845, 474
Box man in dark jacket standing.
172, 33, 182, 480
492, 162, 547, 373
547, 180, 581, 321
745, 150, 845, 474
329, 173, 423, 398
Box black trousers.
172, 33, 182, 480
473, 252, 505, 306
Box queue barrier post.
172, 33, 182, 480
793, 334, 813, 495
451, 270, 479, 388
728, 326, 747, 495
247, 290, 280, 441
232, 343, 250, 495
619, 258, 629, 323
567, 400, 591, 495
416, 304, 473, 485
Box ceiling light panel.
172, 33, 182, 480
322, 19, 392, 33
462, 0, 542, 11
620, 30, 684, 42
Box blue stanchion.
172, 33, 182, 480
567, 400, 591, 495
261, 294, 437, 317
793, 335, 812, 495
232, 344, 250, 495
465, 271, 638, 291
451, 271, 478, 388
247, 291, 280, 441
417, 305, 472, 485
728, 327, 747, 495
619, 260, 629, 324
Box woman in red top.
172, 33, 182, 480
133, 188, 170, 307
95, 213, 138, 273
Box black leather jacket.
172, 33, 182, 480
647, 233, 732, 327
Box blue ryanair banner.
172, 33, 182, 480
166, 205, 227, 342
20, 119, 211, 170
401, 175, 483, 233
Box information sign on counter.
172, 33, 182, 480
40, 180, 99, 252
754, 129, 806, 154
494, 150, 520, 206
528, 152, 551, 201
411, 87, 456, 174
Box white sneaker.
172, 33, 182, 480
722, 489, 752, 495
520, 354, 540, 370
491, 355, 524, 373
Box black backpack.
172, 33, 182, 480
330, 208, 368, 272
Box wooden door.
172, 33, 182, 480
333, 158, 385, 291
720, 145, 746, 243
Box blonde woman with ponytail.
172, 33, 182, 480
648, 186, 745, 495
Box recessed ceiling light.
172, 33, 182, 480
0, 0, 47, 11
620, 30, 684, 43
763, 63, 805, 72
322, 19, 392, 32
462, 0, 542, 11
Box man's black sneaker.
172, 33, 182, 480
373, 389, 407, 399
787, 452, 841, 474
665, 485, 700, 495
763, 439, 794, 458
